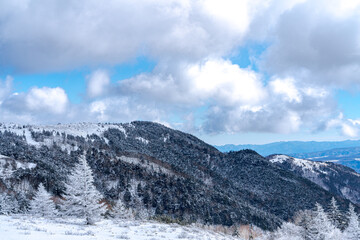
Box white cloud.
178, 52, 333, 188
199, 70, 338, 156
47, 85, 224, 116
342, 119, 360, 138
113, 58, 336, 134
0, 76, 13, 103
119, 59, 266, 107
0, 0, 256, 73
325, 114, 360, 138
25, 87, 69, 114
0, 86, 69, 123
188, 59, 266, 106
199, 0, 250, 33
87, 70, 110, 98
87, 97, 164, 124
269, 77, 301, 103
342, 123, 358, 138
259, 0, 360, 88
0, 0, 359, 140
90, 101, 107, 120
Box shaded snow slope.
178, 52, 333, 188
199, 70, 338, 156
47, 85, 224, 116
0, 154, 36, 179
267, 154, 360, 204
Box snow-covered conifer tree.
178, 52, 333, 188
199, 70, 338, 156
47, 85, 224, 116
327, 197, 344, 229
272, 222, 303, 240
343, 204, 360, 240
0, 193, 19, 215
62, 155, 106, 224
112, 197, 134, 220
308, 203, 339, 239
29, 183, 58, 217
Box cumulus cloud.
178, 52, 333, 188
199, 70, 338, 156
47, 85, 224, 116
0, 85, 70, 123
25, 87, 69, 114
119, 59, 266, 107
202, 76, 335, 134
259, 0, 360, 88
87, 97, 164, 123
107, 59, 335, 134
269, 77, 301, 103
0, 0, 256, 73
1, 0, 360, 139
0, 76, 13, 102
342, 123, 359, 138
86, 70, 110, 98
325, 114, 360, 138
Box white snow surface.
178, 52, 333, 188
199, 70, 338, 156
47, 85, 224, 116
0, 154, 36, 178
118, 156, 174, 176
135, 136, 149, 145
269, 155, 288, 164
0, 123, 127, 149
269, 155, 329, 174
0, 215, 241, 240
0, 123, 126, 138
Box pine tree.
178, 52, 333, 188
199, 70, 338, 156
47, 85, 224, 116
343, 204, 360, 240
0, 193, 19, 215
29, 183, 58, 217
62, 155, 106, 224
293, 209, 313, 240
272, 222, 303, 240
308, 203, 337, 240
112, 197, 133, 220
327, 197, 344, 229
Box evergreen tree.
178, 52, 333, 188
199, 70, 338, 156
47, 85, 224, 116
327, 197, 344, 229
308, 203, 337, 240
343, 204, 360, 240
62, 155, 106, 224
0, 193, 19, 215
272, 222, 303, 240
293, 209, 313, 240
29, 183, 58, 217
112, 197, 133, 220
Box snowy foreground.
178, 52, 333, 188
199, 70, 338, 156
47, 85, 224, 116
0, 215, 242, 240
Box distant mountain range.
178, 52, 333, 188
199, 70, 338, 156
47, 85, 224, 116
215, 140, 360, 156
290, 147, 360, 173
215, 140, 360, 173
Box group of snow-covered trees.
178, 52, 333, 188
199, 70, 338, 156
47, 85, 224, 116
262, 198, 360, 240
0, 155, 129, 224
0, 193, 20, 215
28, 155, 108, 224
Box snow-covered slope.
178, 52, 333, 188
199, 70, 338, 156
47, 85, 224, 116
267, 154, 360, 204
269, 155, 329, 174
0, 215, 243, 240
0, 121, 354, 230
0, 154, 36, 179
0, 123, 127, 149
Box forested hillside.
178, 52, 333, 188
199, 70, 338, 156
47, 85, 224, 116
0, 122, 355, 230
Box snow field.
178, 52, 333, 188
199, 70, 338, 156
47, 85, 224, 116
0, 215, 242, 240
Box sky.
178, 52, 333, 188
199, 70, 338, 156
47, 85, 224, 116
1, 0, 360, 145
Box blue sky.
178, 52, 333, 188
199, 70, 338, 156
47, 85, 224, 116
1, 0, 360, 145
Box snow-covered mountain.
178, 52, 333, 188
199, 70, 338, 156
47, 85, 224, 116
215, 140, 360, 156
0, 121, 355, 230
290, 146, 360, 173
267, 154, 360, 204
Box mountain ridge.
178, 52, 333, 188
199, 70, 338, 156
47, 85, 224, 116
267, 154, 360, 204
0, 121, 356, 230
215, 140, 360, 156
